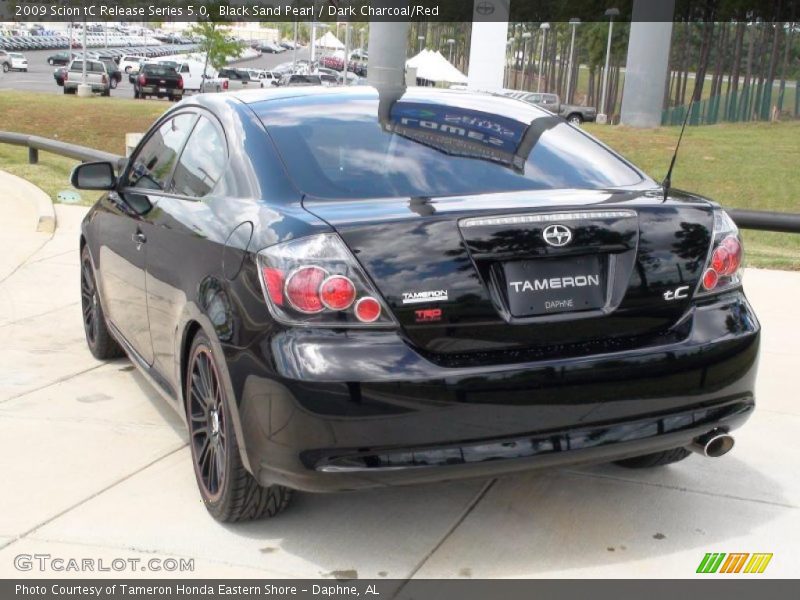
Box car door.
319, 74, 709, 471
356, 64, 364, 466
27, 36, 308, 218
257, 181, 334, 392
94, 111, 198, 366
141, 113, 229, 388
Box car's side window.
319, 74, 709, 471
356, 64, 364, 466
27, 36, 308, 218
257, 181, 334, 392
125, 113, 196, 191
169, 116, 226, 198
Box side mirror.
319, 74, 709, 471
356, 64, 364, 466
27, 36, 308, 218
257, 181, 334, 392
71, 161, 116, 190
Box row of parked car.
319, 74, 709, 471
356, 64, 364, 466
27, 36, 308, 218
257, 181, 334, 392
0, 33, 169, 52
46, 44, 199, 67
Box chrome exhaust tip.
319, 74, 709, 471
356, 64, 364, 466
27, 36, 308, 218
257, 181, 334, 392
690, 430, 735, 458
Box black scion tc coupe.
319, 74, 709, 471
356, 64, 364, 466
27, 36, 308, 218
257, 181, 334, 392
73, 86, 759, 521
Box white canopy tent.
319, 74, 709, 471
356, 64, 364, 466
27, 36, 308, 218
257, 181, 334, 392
315, 31, 345, 50
406, 50, 467, 84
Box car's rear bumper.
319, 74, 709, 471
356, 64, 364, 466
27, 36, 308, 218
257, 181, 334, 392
228, 292, 759, 492
139, 85, 183, 97
64, 82, 108, 92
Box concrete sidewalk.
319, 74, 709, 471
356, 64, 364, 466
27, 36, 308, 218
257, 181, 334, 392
0, 180, 797, 579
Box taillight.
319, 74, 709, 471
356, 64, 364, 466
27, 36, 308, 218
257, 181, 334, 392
697, 210, 744, 295
138, 74, 145, 85
64, 72, 68, 81
354, 297, 381, 323
101, 74, 107, 84
177, 76, 184, 89
257, 233, 395, 328
222, 79, 228, 90
319, 275, 356, 311
284, 266, 327, 313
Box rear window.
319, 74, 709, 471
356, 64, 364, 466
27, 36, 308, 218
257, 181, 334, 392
143, 65, 178, 77
257, 93, 642, 200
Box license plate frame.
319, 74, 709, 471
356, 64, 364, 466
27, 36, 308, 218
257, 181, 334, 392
158, 87, 167, 94
502, 255, 607, 317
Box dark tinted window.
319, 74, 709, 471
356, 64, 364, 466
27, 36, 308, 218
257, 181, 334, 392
126, 113, 196, 191
142, 65, 178, 77
169, 117, 225, 198
257, 93, 642, 200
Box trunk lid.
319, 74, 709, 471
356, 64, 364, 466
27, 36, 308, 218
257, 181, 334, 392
305, 189, 714, 366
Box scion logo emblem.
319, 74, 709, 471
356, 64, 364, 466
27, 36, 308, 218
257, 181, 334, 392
475, 1, 495, 16
542, 224, 572, 247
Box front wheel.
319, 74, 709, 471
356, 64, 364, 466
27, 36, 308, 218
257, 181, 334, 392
567, 114, 584, 126
80, 246, 124, 360
2, 63, 9, 73
110, 78, 117, 89
186, 331, 292, 521
614, 447, 691, 469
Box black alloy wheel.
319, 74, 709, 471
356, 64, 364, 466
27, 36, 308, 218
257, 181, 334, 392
184, 331, 293, 521
79, 246, 123, 359
187, 345, 227, 501
80, 252, 99, 347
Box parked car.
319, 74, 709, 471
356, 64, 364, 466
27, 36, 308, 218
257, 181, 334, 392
259, 43, 284, 54
72, 87, 759, 521
503, 91, 598, 125
133, 63, 184, 101
217, 68, 263, 90
101, 59, 122, 89
63, 59, 111, 95
0, 51, 27, 72
119, 55, 146, 73
47, 51, 74, 66
276, 73, 322, 87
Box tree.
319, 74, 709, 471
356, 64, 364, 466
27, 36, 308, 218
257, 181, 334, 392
188, 21, 244, 91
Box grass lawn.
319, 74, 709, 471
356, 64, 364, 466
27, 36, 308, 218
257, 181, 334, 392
0, 91, 797, 269
586, 120, 800, 270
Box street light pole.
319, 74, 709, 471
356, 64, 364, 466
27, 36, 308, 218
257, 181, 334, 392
418, 35, 425, 53
447, 38, 455, 63
565, 19, 580, 104
520, 31, 531, 90
293, 21, 298, 71
598, 8, 619, 124
537, 22, 549, 93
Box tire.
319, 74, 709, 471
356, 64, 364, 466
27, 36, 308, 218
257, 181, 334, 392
2, 63, 9, 73
110, 78, 117, 89
614, 447, 692, 469
80, 246, 124, 360
567, 114, 584, 126
185, 331, 292, 521
134, 89, 139, 99
102, 89, 110, 97
124, 66, 131, 73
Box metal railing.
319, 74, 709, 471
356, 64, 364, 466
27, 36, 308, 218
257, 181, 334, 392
1, 131, 799, 234
0, 132, 126, 170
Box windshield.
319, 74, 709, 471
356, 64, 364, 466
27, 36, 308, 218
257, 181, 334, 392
255, 90, 643, 200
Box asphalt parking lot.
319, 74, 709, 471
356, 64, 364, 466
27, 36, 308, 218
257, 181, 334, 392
0, 172, 797, 580
0, 48, 311, 96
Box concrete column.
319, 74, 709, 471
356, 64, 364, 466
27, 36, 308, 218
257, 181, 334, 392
467, 0, 510, 92
620, 0, 676, 127
366, 12, 410, 89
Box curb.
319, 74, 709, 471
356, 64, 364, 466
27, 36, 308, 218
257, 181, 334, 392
0, 170, 56, 234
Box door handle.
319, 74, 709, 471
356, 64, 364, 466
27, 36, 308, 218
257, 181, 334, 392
132, 232, 147, 248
